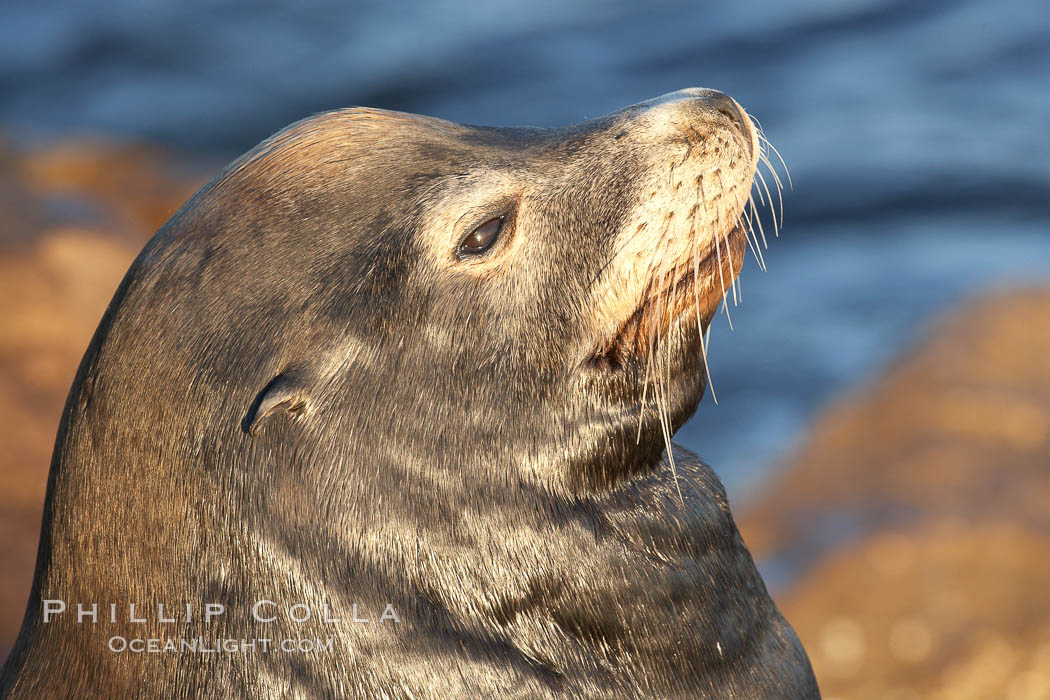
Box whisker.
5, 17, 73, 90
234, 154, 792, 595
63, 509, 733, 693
702, 321, 717, 403
691, 191, 719, 404
749, 198, 770, 249
635, 184, 679, 444
740, 200, 767, 271
760, 152, 785, 195
714, 170, 741, 308
653, 256, 677, 368
758, 153, 786, 230
648, 213, 676, 358
761, 134, 793, 190
754, 168, 779, 238
636, 350, 654, 444
620, 127, 787, 461
701, 177, 733, 331
645, 162, 678, 364
658, 339, 684, 504
585, 220, 648, 292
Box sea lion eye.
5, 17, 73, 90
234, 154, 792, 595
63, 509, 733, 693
459, 217, 503, 256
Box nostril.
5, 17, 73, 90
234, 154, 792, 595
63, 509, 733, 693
718, 107, 740, 127
697, 90, 746, 131
715, 105, 747, 135
701, 91, 752, 156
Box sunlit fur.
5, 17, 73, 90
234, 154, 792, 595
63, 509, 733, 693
1, 90, 815, 698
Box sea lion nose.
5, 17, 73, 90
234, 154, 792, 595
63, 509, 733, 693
694, 89, 750, 136
635, 88, 755, 158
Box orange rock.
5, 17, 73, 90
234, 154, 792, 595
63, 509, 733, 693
741, 289, 1050, 698
14, 139, 208, 238
783, 524, 1050, 699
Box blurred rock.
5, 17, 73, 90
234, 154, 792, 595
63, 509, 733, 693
742, 289, 1050, 699
0, 136, 206, 659
12, 139, 207, 244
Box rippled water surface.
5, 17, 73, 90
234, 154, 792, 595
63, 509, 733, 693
2, 0, 1047, 498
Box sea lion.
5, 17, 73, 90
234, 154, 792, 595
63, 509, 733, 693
0, 88, 819, 698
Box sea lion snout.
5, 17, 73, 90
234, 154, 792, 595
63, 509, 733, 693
624, 87, 758, 165
678, 88, 753, 145
586, 88, 761, 368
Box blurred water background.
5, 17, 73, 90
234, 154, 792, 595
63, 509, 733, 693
2, 0, 1047, 500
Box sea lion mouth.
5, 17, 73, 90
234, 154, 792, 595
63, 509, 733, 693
580, 93, 780, 378
589, 223, 748, 371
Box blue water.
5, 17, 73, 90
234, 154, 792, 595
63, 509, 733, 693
2, 0, 1047, 499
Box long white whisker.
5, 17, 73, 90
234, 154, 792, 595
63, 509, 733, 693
740, 200, 767, 270
691, 188, 719, 404
658, 340, 683, 504
758, 153, 785, 230
701, 176, 733, 331
749, 198, 770, 249
761, 135, 793, 190
754, 168, 779, 238
636, 186, 678, 444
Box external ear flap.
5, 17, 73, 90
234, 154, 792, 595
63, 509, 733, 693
241, 372, 308, 436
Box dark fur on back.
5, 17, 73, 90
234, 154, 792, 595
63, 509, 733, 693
1, 96, 818, 697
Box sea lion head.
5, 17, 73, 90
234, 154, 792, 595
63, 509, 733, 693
32, 87, 770, 588
198, 87, 763, 496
